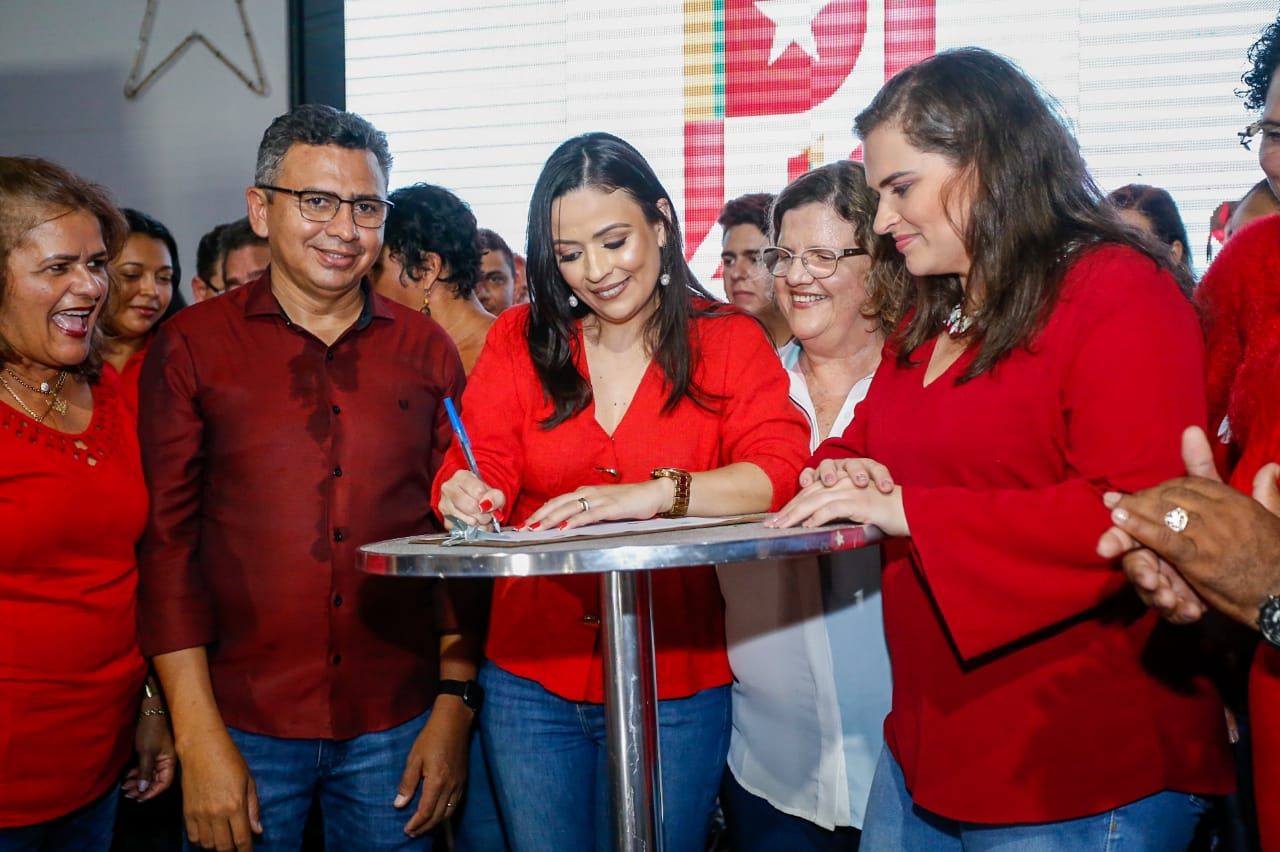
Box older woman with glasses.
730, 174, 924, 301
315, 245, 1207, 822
0, 157, 174, 851
718, 160, 900, 852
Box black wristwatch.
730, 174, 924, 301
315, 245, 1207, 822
438, 678, 485, 713
1259, 596, 1280, 649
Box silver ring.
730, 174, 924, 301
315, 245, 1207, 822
578, 496, 590, 513
1164, 506, 1189, 533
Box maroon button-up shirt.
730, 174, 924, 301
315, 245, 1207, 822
136, 273, 476, 740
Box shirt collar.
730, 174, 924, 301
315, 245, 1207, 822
243, 268, 391, 330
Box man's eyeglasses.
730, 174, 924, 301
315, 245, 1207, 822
761, 246, 868, 279
257, 185, 394, 228
1239, 119, 1280, 151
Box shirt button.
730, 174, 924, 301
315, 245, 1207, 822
326, 351, 335, 361
332, 404, 341, 414
582, 614, 601, 625
331, 654, 342, 664
333, 529, 345, 542
332, 467, 343, 477
333, 595, 344, 607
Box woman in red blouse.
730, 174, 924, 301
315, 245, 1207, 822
101, 208, 179, 414
769, 49, 1234, 849
0, 158, 174, 849
435, 132, 808, 852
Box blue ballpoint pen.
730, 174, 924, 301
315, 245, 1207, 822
443, 398, 503, 533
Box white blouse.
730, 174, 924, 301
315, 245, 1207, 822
717, 340, 893, 830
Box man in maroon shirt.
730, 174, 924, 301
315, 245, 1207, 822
137, 104, 482, 852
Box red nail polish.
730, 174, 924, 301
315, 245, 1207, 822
479, 499, 493, 512
529, 521, 541, 530
558, 521, 568, 530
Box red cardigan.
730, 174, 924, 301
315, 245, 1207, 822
812, 246, 1234, 823
433, 304, 809, 702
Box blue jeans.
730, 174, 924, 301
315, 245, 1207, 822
720, 769, 861, 852
0, 788, 116, 852
214, 709, 435, 852
478, 663, 730, 852
861, 747, 1211, 851
453, 728, 510, 852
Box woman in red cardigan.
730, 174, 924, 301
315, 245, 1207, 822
769, 48, 1234, 849
435, 132, 808, 852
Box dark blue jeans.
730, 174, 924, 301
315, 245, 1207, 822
215, 709, 435, 852
861, 747, 1211, 851
721, 769, 861, 852
0, 788, 116, 852
478, 662, 730, 852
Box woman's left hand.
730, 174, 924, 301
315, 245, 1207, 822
767, 476, 909, 537
123, 711, 176, 802
521, 481, 669, 531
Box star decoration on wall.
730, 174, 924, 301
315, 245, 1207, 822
754, 0, 822, 65
124, 0, 269, 99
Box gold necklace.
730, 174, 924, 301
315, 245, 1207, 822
4, 367, 69, 416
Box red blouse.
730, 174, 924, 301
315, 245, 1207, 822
812, 246, 1235, 823
0, 372, 148, 826
433, 304, 809, 702
103, 342, 148, 418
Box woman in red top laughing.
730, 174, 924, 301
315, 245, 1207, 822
435, 132, 808, 852
0, 157, 174, 850
769, 48, 1233, 850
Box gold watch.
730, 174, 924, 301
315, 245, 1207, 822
650, 468, 691, 518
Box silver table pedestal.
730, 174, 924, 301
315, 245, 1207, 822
360, 521, 881, 852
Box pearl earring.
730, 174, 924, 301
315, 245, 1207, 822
659, 272, 671, 287
568, 293, 579, 308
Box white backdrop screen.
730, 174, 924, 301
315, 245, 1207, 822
346, 0, 1277, 286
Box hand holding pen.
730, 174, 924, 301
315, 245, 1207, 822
442, 398, 504, 533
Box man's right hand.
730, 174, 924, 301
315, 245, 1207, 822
179, 728, 263, 851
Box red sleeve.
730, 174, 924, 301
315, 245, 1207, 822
135, 324, 216, 657
432, 310, 528, 520
1196, 221, 1256, 430
708, 314, 809, 508
907, 260, 1206, 660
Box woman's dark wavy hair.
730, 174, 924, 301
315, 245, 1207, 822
1242, 18, 1280, 112
0, 156, 128, 382
384, 183, 481, 299
1106, 184, 1192, 275
854, 47, 1187, 381
525, 132, 719, 428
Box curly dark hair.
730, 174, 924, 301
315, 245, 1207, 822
383, 183, 481, 299
1242, 19, 1280, 112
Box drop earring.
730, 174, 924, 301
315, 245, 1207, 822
568, 293, 579, 308
659, 272, 671, 287
421, 286, 432, 316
